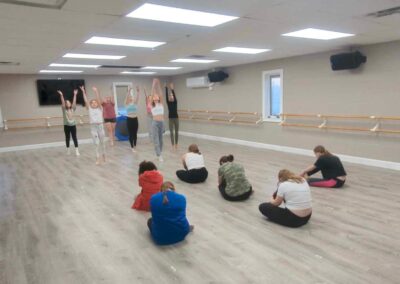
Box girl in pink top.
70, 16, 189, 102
98, 90, 117, 146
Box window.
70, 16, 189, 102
262, 69, 283, 122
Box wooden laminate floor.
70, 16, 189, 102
0, 136, 399, 284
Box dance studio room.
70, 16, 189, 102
0, 0, 399, 283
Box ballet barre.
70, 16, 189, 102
3, 115, 89, 130
178, 109, 262, 125
280, 113, 400, 134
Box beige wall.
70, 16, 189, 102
171, 40, 400, 163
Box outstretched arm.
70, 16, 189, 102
93, 86, 103, 103
80, 86, 89, 110
169, 82, 176, 99
134, 86, 140, 104
72, 89, 78, 109
151, 78, 162, 103
300, 164, 319, 177
92, 86, 102, 109
125, 87, 132, 105
57, 90, 66, 108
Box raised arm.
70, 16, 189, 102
125, 87, 132, 105
72, 89, 78, 109
92, 86, 102, 108
80, 86, 89, 110
92, 86, 103, 103
169, 82, 176, 98
151, 78, 162, 102
57, 90, 66, 108
134, 86, 140, 104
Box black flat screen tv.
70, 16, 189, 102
36, 79, 85, 106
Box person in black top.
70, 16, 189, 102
165, 82, 179, 150
300, 145, 347, 188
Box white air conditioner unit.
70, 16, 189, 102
186, 76, 210, 88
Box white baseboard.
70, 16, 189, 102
179, 131, 400, 171
2, 130, 399, 171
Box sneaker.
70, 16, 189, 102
75, 149, 80, 156
66, 148, 71, 155
132, 147, 137, 153
158, 156, 164, 162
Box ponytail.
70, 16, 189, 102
161, 181, 175, 204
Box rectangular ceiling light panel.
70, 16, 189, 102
85, 36, 165, 48
63, 53, 126, 60
282, 28, 354, 40
171, 59, 218, 64
121, 71, 156, 75
214, 47, 270, 54
50, 63, 100, 68
143, 66, 182, 70
40, 70, 83, 73
126, 3, 238, 27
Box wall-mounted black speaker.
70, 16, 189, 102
208, 71, 229, 82
330, 51, 367, 71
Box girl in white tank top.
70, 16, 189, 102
81, 86, 106, 165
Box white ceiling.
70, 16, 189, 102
1, 0, 400, 76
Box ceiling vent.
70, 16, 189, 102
0, 61, 20, 66
0, 0, 67, 10
367, 6, 400, 17
100, 65, 143, 69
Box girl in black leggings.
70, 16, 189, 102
125, 86, 140, 152
259, 169, 312, 228
57, 89, 80, 156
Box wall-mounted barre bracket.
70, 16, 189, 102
229, 115, 236, 123
3, 120, 8, 130
318, 118, 327, 128
46, 117, 51, 127
370, 121, 380, 132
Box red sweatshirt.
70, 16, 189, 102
132, 170, 163, 211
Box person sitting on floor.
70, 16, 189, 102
148, 181, 193, 245
176, 144, 208, 184
218, 154, 253, 201
300, 145, 347, 188
259, 169, 312, 228
132, 160, 163, 211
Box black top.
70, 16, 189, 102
165, 87, 178, 119
307, 155, 347, 180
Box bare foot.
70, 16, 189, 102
102, 154, 106, 163
96, 158, 101, 165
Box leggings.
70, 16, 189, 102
64, 125, 78, 148
147, 114, 153, 142
152, 120, 164, 156
126, 117, 139, 148
176, 167, 208, 184
169, 118, 179, 145
219, 182, 253, 201
90, 124, 106, 157
308, 178, 345, 188
259, 203, 311, 228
